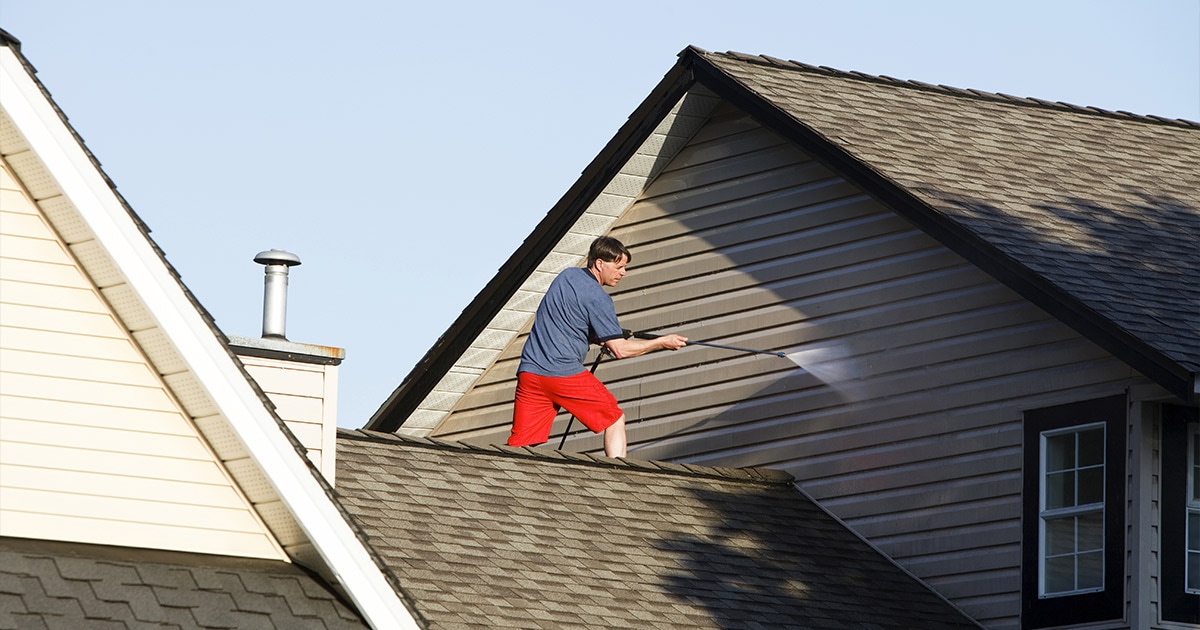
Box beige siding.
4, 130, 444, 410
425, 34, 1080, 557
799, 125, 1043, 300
239, 355, 338, 481
0, 158, 284, 559
430, 105, 1144, 628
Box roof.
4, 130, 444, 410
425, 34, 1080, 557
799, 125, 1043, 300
0, 30, 421, 628
334, 429, 981, 629
0, 536, 369, 629
694, 50, 1199, 397
368, 46, 1198, 433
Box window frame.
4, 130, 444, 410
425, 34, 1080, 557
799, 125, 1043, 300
1188, 422, 1199, 595
1161, 404, 1200, 624
1021, 395, 1125, 629
1037, 422, 1107, 597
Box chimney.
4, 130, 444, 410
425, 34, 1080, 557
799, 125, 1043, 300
253, 248, 301, 339
228, 249, 344, 482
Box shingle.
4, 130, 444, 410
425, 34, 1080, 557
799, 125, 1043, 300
700, 51, 1199, 377
336, 431, 979, 629
0, 539, 369, 629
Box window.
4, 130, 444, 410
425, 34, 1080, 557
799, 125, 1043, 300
1040, 424, 1106, 596
1189, 423, 1199, 594
1021, 396, 1124, 629
1161, 404, 1200, 624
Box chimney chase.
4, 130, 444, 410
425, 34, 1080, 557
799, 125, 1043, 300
232, 248, 343, 481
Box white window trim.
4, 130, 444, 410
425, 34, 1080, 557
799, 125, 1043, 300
1038, 421, 1106, 598
1187, 422, 1200, 595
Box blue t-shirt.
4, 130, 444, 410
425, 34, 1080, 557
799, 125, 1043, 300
518, 267, 624, 377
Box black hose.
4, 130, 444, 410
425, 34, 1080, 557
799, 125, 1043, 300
556, 352, 605, 449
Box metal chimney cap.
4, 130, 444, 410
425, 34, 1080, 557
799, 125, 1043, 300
254, 249, 302, 266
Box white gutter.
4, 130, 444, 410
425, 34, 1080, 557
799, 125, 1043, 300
1, 46, 420, 630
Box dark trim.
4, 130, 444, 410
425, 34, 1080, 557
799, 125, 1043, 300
1161, 404, 1200, 624
365, 58, 699, 432
0, 28, 20, 47
1020, 395, 1126, 629
684, 53, 1193, 402
230, 345, 343, 366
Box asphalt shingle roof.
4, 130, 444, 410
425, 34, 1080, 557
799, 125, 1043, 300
334, 430, 980, 629
0, 537, 369, 629
698, 49, 1200, 384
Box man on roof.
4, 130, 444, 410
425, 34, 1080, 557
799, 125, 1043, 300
508, 236, 688, 457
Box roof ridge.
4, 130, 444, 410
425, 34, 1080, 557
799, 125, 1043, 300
0, 28, 20, 48
339, 429, 795, 486
703, 49, 1200, 129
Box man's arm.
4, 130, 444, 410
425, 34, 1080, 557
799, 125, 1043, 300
603, 333, 688, 359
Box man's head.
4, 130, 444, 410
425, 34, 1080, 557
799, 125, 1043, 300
587, 236, 631, 287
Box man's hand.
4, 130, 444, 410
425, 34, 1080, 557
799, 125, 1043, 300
656, 334, 688, 351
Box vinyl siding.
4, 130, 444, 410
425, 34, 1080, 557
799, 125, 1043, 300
430, 104, 1144, 628
395, 86, 723, 436
0, 157, 284, 560
239, 355, 338, 481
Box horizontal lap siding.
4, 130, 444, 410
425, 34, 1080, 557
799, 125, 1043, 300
239, 356, 337, 480
0, 159, 281, 559
433, 107, 1142, 628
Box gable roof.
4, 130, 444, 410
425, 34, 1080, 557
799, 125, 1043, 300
368, 46, 1198, 434
694, 51, 1199, 399
334, 429, 982, 629
0, 536, 369, 629
0, 31, 420, 628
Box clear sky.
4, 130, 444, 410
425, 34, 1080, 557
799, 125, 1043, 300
4, 1, 1198, 428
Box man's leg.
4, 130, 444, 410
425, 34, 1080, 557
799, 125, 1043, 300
603, 414, 627, 458
509, 373, 558, 447
546, 371, 626, 455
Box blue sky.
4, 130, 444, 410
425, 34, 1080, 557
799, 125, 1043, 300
4, 1, 1198, 427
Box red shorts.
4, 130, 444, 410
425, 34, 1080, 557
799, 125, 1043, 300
508, 370, 624, 447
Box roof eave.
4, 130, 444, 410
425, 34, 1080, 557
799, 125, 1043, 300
683, 51, 1196, 403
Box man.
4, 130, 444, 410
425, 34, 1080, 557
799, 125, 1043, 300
508, 236, 687, 457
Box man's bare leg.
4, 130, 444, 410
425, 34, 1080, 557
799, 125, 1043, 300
604, 415, 627, 458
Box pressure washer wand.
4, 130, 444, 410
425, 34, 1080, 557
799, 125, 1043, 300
557, 331, 786, 450
630, 330, 786, 358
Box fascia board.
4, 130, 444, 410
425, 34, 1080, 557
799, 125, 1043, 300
0, 47, 420, 630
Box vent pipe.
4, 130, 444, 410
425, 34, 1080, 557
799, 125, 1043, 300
253, 248, 301, 339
